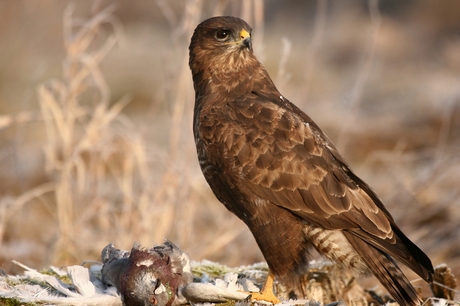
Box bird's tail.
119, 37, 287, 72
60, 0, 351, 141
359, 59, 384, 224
344, 232, 422, 306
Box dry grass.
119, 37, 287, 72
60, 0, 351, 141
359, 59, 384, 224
0, 0, 459, 302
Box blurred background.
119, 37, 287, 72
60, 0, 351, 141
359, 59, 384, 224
0, 0, 459, 297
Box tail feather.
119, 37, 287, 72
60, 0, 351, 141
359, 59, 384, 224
344, 232, 422, 306
392, 226, 433, 283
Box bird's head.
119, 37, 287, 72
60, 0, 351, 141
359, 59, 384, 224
189, 16, 261, 97
189, 16, 253, 59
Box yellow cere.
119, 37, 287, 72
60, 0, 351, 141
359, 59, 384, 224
240, 29, 250, 40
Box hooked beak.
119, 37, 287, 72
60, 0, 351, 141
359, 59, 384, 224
239, 29, 252, 49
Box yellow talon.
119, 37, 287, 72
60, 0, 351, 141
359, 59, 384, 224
244, 270, 281, 304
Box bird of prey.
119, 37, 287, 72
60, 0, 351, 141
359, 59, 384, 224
189, 16, 433, 305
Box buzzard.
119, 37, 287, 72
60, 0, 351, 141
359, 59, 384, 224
189, 16, 433, 305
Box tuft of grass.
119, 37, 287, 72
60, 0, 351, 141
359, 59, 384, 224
35, 3, 150, 265
0, 297, 29, 306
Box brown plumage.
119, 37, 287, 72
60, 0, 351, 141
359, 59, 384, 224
189, 16, 433, 305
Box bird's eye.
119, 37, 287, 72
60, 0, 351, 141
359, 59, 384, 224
215, 29, 230, 40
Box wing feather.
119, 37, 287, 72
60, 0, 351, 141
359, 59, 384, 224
211, 94, 396, 241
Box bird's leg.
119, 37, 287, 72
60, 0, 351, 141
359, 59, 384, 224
247, 270, 280, 304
